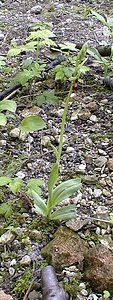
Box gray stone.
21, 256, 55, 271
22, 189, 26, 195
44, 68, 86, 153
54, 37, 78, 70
30, 5, 42, 14
94, 156, 107, 167
93, 188, 102, 198
10, 128, 27, 141
83, 175, 98, 184
0, 231, 15, 244
90, 115, 98, 122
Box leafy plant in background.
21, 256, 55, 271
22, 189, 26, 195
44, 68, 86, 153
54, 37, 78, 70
87, 11, 113, 77
8, 23, 57, 87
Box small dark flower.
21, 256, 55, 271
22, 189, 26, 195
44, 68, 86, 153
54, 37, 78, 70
73, 79, 78, 92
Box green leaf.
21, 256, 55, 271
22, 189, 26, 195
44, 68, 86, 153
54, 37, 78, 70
26, 29, 55, 41
0, 55, 6, 67
9, 178, 23, 194
50, 179, 82, 209
0, 176, 11, 186
50, 204, 76, 221
91, 10, 107, 25
0, 113, 7, 126
22, 58, 33, 68
103, 290, 110, 299
109, 213, 113, 224
107, 17, 113, 28
79, 65, 90, 74
20, 115, 46, 132
36, 95, 46, 106
0, 203, 12, 218
12, 70, 34, 86
0, 100, 17, 113
27, 178, 44, 195
31, 190, 47, 216
27, 178, 44, 188
55, 70, 64, 80
48, 162, 59, 200
8, 47, 23, 57
49, 143, 59, 160
111, 45, 113, 57
59, 42, 77, 52
76, 42, 88, 63
24, 41, 38, 51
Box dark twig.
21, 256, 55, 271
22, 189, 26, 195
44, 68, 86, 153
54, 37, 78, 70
0, 83, 22, 101
41, 265, 69, 300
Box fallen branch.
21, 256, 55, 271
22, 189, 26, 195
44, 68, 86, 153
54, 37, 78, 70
0, 83, 21, 101
41, 265, 69, 300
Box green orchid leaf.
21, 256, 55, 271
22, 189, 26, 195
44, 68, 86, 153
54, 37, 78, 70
107, 17, 113, 28
50, 179, 81, 209
0, 100, 17, 113
20, 115, 46, 132
91, 10, 107, 25
50, 204, 76, 221
31, 190, 47, 217
0, 113, 7, 126
48, 162, 59, 201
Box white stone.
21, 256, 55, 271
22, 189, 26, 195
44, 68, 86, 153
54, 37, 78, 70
19, 255, 31, 266
56, 109, 64, 117
78, 164, 86, 171
102, 189, 111, 197
79, 283, 86, 289
0, 231, 14, 244
71, 111, 78, 120
16, 171, 25, 179
10, 259, 16, 266
0, 33, 4, 40
10, 128, 27, 141
41, 136, 50, 146
66, 146, 74, 153
90, 115, 98, 122
80, 289, 88, 296
0, 140, 6, 146
96, 227, 101, 235
9, 267, 15, 276
93, 188, 102, 198
98, 149, 107, 156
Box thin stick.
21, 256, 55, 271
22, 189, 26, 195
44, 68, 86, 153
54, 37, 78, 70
23, 276, 37, 300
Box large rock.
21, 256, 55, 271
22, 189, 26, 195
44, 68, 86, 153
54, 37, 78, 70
0, 291, 13, 300
84, 245, 113, 294
41, 226, 88, 270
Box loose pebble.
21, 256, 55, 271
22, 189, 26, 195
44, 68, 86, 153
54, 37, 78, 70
19, 255, 31, 266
